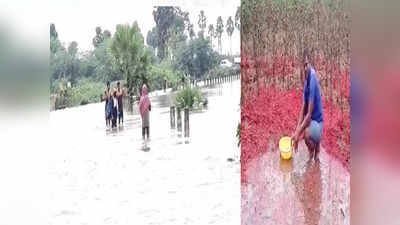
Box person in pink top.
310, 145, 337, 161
139, 84, 151, 140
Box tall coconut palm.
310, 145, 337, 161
198, 10, 207, 37
226, 16, 234, 55
208, 24, 215, 48
216, 16, 224, 54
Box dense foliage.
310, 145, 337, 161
148, 60, 183, 91
152, 7, 190, 60
68, 79, 105, 106
174, 36, 220, 80
111, 22, 151, 97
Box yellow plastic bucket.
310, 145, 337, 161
279, 136, 292, 160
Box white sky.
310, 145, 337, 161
48, 0, 240, 55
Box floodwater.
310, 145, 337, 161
48, 80, 240, 225
241, 142, 350, 225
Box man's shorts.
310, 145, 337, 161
310, 120, 323, 144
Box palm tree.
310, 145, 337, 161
216, 16, 224, 54
213, 24, 218, 52
188, 23, 195, 39
111, 22, 149, 96
226, 16, 234, 55
235, 6, 240, 31
208, 24, 215, 48
198, 10, 207, 37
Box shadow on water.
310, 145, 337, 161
104, 126, 126, 136
105, 127, 119, 136
114, 125, 124, 132
141, 145, 151, 152
105, 115, 141, 135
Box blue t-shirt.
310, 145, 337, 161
303, 66, 323, 123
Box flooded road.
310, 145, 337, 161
241, 142, 350, 225
48, 80, 240, 225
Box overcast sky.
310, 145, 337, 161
48, 0, 240, 55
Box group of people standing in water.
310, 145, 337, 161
104, 81, 151, 141
104, 81, 125, 128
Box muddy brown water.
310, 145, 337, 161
48, 81, 240, 225
241, 142, 350, 225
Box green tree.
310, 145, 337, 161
50, 41, 68, 85
148, 60, 183, 91
50, 40, 81, 88
76, 37, 121, 83
197, 10, 207, 37
66, 41, 80, 84
152, 6, 177, 60
77, 50, 96, 80
175, 37, 219, 80
226, 16, 235, 55
150, 7, 189, 60
93, 39, 121, 82
167, 13, 187, 60
50, 23, 118, 99
50, 23, 58, 40
50, 33, 80, 88
50, 23, 62, 54
216, 16, 224, 54
110, 22, 150, 96
146, 27, 159, 50
50, 23, 83, 88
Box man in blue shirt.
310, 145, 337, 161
292, 49, 324, 161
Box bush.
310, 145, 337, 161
68, 79, 105, 107
175, 87, 203, 110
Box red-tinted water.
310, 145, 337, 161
241, 142, 350, 225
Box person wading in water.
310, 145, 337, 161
116, 81, 125, 126
139, 84, 151, 141
292, 48, 324, 161
104, 81, 112, 127
111, 89, 118, 128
